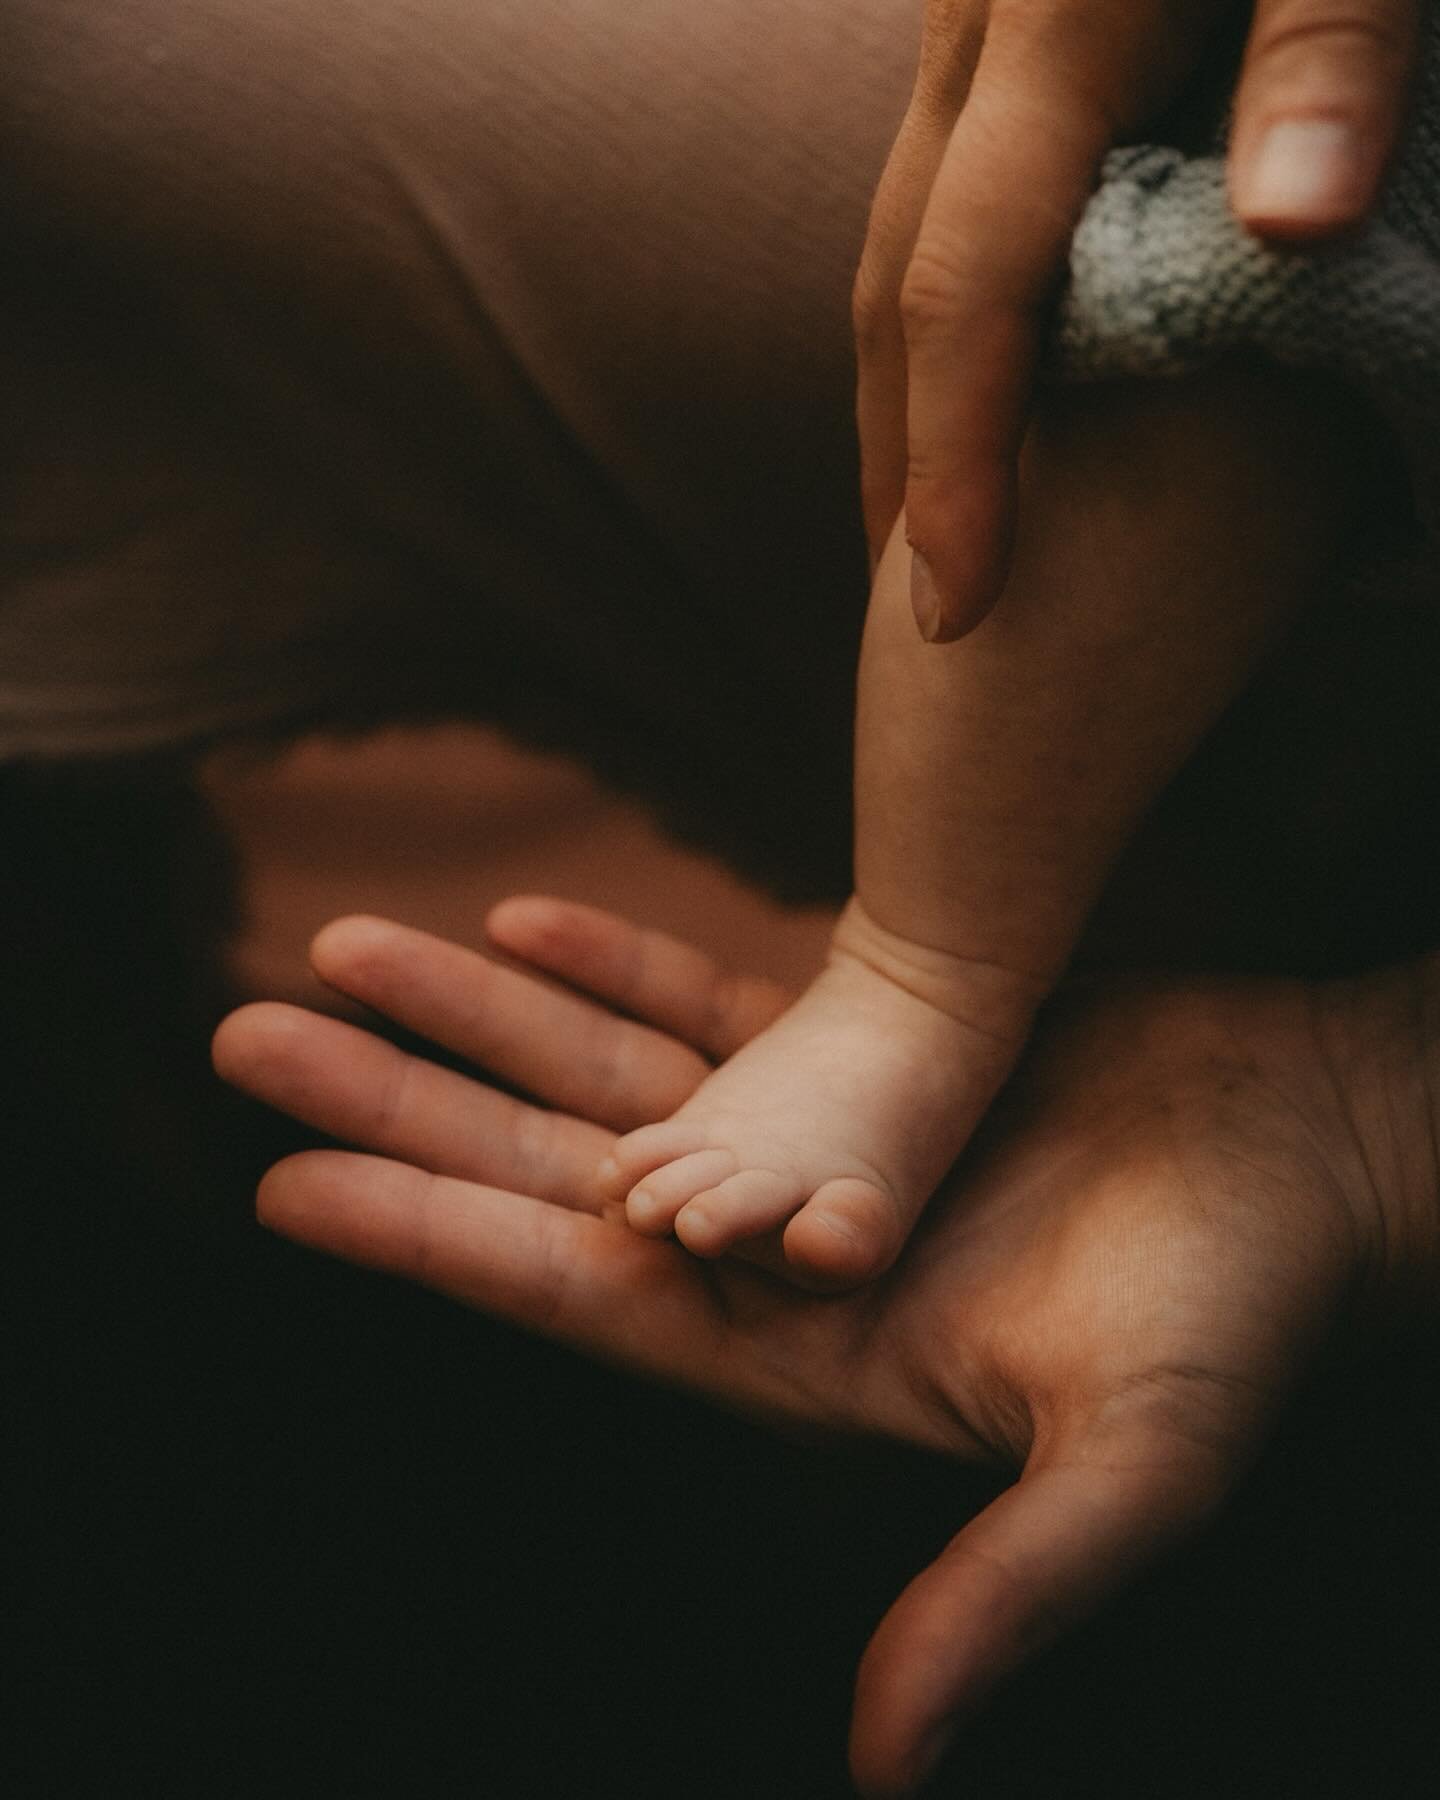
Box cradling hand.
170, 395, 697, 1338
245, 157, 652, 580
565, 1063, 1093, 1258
214, 901, 1438, 1794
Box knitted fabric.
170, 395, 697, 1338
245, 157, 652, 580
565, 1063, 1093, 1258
1056, 11, 1440, 548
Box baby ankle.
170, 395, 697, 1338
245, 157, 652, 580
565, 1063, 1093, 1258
827, 899, 1050, 1043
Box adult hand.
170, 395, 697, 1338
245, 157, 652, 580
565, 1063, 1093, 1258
856, 0, 1420, 640
213, 902, 1437, 1796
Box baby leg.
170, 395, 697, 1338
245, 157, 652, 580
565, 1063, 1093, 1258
603, 364, 1362, 1285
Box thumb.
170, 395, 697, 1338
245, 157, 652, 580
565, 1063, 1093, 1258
848, 1435, 1240, 1797
1229, 0, 1420, 239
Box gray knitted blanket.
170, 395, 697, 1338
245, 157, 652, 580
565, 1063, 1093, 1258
1056, 10, 1440, 550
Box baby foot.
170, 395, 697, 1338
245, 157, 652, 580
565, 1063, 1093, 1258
597, 904, 1043, 1287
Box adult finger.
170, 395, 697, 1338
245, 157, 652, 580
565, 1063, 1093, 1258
484, 896, 793, 1061
213, 1002, 613, 1204
900, 44, 1117, 641
258, 1150, 841, 1423
900, 4, 1205, 641
848, 1434, 1239, 1796
1229, 0, 1419, 239
854, 6, 987, 567
308, 914, 711, 1131
258, 1149, 729, 1375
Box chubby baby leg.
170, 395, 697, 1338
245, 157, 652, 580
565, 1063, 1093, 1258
601, 365, 1363, 1286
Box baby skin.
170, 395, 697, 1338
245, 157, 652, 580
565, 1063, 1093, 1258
598, 366, 1359, 1287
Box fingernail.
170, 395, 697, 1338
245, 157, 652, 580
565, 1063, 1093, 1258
596, 1155, 620, 1188
910, 552, 943, 641
1240, 119, 1359, 226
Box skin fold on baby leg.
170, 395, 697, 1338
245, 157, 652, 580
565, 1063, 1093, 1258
600, 365, 1364, 1287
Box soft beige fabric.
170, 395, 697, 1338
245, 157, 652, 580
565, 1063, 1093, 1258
2, 3, 915, 731
4, 1, 1435, 905
2, 0, 929, 890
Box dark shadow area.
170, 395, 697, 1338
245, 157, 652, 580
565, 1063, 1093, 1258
6, 682, 1440, 1797
11, 1075, 1440, 1799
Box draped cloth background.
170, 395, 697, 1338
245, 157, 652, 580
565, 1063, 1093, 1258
1, 0, 920, 893
2, 0, 1438, 907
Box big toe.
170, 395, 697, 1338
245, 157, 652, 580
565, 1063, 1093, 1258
782, 1179, 906, 1288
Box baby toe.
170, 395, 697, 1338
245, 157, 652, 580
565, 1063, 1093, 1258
783, 1178, 906, 1288
674, 1168, 803, 1257
625, 1147, 739, 1235
601, 1120, 715, 1200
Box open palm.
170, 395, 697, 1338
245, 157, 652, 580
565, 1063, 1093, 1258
214, 899, 1403, 1795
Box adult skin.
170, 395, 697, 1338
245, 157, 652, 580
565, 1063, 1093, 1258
214, 902, 1440, 1796
859, 0, 1423, 636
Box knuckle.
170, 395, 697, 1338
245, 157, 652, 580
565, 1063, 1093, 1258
900, 483, 949, 544
899, 245, 974, 337
375, 1050, 418, 1145
850, 263, 891, 355
1249, 2, 1416, 84
579, 1021, 627, 1120
510, 1103, 557, 1196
